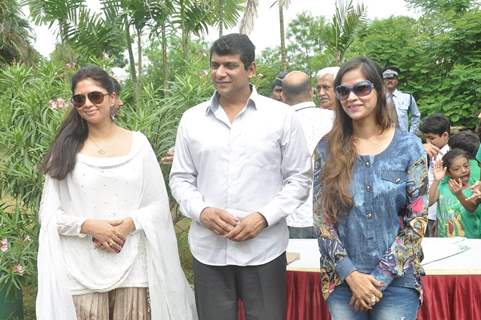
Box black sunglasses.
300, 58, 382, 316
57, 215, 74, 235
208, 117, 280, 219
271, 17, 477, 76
335, 80, 374, 100
71, 91, 109, 108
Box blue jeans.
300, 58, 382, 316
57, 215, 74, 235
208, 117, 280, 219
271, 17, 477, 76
327, 283, 419, 320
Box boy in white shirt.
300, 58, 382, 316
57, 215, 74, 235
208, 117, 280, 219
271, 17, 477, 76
420, 113, 451, 236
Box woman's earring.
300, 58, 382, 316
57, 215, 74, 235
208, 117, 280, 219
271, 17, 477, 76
110, 105, 118, 121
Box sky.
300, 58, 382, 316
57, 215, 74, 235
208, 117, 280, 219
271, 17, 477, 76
30, 0, 420, 58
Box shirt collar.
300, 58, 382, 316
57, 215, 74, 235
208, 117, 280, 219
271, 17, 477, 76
292, 101, 316, 111
392, 89, 401, 97
205, 85, 259, 114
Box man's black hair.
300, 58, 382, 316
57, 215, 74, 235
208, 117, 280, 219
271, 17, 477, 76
210, 33, 255, 70
419, 113, 451, 135
449, 130, 480, 159
271, 71, 288, 90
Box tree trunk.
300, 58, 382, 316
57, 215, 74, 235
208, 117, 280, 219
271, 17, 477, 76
161, 21, 169, 95
136, 28, 142, 80
180, 0, 188, 61
124, 17, 138, 106
136, 27, 142, 102
218, 0, 224, 38
279, 5, 288, 71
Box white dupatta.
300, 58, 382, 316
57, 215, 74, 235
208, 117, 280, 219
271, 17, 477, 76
36, 133, 197, 320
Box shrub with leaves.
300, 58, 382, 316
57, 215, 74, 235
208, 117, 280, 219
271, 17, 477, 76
0, 202, 38, 296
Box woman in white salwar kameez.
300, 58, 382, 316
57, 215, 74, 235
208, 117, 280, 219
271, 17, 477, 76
36, 66, 197, 320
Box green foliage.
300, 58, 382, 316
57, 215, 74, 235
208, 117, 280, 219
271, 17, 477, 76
144, 36, 210, 93
255, 47, 283, 97
348, 6, 481, 128
0, 0, 37, 65
0, 202, 38, 296
0, 62, 71, 208
405, 0, 475, 14
285, 12, 332, 76
325, 0, 367, 64
207, 0, 245, 36
64, 7, 126, 63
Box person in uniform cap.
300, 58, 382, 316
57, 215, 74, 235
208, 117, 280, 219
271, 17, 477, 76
383, 66, 421, 134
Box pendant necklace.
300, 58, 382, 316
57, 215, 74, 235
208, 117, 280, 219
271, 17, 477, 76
89, 136, 107, 155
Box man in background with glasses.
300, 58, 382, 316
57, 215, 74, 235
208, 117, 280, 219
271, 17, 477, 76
316, 66, 339, 110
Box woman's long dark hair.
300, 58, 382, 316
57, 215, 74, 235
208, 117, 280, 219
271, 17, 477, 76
41, 66, 114, 179
318, 57, 394, 224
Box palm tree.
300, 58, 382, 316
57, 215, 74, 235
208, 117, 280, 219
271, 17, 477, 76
239, 0, 258, 34
211, 0, 244, 37
270, 0, 291, 71
325, 0, 366, 64
240, 0, 289, 70
0, 0, 36, 64
26, 0, 85, 43
177, 0, 211, 60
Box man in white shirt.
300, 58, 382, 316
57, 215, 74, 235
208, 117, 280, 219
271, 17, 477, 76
419, 113, 451, 236
169, 34, 311, 320
281, 71, 334, 238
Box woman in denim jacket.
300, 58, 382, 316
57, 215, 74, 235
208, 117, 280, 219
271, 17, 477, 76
313, 57, 429, 320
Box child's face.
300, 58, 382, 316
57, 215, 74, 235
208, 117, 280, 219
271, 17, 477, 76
447, 155, 470, 185
424, 132, 449, 149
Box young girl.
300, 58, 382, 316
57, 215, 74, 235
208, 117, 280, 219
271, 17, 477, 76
36, 66, 197, 320
430, 148, 481, 238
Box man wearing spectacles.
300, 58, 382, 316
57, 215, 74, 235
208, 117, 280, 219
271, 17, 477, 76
383, 66, 421, 134
316, 66, 340, 110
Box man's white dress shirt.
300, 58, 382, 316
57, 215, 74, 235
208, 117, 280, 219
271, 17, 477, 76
170, 88, 311, 266
287, 102, 334, 228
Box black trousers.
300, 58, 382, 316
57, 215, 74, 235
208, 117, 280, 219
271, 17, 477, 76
193, 252, 287, 320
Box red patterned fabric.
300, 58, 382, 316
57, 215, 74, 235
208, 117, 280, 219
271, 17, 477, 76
237, 272, 481, 320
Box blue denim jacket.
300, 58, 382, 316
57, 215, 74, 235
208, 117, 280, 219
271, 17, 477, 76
313, 129, 428, 299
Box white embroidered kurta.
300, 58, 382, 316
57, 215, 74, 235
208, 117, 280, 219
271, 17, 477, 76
36, 131, 197, 320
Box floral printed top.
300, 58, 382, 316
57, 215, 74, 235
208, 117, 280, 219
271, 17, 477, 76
313, 129, 428, 300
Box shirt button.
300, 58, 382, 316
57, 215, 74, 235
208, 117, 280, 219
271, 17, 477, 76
365, 161, 370, 167
366, 185, 371, 192
367, 212, 373, 219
